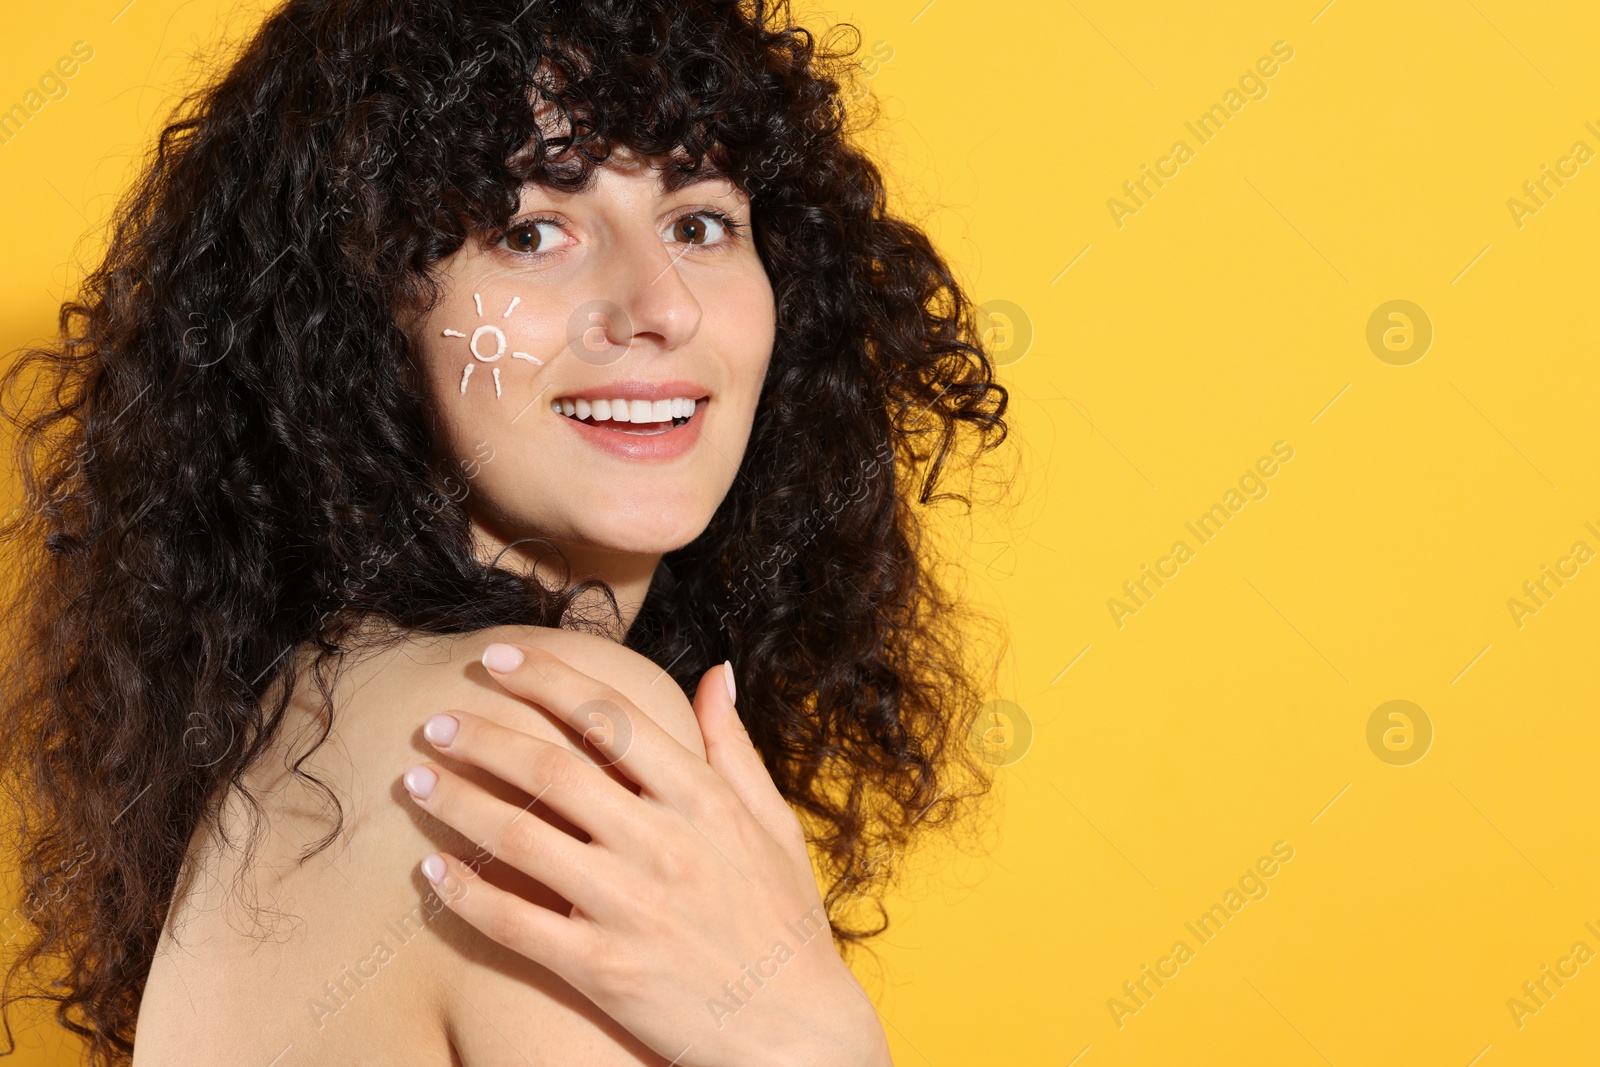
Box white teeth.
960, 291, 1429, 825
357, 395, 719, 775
552, 395, 701, 425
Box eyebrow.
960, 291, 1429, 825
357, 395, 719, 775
658, 158, 733, 194
521, 154, 737, 196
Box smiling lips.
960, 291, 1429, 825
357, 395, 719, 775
550, 381, 709, 460
550, 395, 699, 432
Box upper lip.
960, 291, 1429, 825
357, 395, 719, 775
551, 379, 710, 402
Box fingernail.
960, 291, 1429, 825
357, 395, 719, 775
403, 764, 437, 799
723, 660, 737, 705
424, 713, 459, 746
482, 642, 525, 673
421, 854, 447, 884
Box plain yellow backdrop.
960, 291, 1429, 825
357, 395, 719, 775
4, 1, 1599, 1064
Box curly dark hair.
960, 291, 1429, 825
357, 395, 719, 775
0, 0, 1009, 1062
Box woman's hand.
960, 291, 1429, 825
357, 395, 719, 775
400, 641, 893, 1067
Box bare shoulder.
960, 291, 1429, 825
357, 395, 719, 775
135, 625, 704, 1067
367, 623, 706, 762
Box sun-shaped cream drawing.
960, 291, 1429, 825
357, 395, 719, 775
441, 293, 543, 399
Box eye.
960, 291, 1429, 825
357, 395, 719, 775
666, 211, 736, 246
500, 218, 568, 256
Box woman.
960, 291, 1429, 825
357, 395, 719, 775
0, 0, 1008, 1063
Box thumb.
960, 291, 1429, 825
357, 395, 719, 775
691, 662, 806, 852
691, 659, 746, 746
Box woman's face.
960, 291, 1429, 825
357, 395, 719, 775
406, 147, 775, 566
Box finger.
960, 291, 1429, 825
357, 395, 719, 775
479, 641, 706, 801
403, 757, 600, 909
420, 710, 642, 848
691, 662, 808, 855
421, 850, 588, 971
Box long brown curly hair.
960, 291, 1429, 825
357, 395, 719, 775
0, 0, 1010, 1062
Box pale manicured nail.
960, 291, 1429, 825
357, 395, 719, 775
424, 713, 459, 746
723, 660, 737, 705
482, 642, 525, 673
421, 854, 447, 884
403, 764, 437, 799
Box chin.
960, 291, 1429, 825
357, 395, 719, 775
561, 498, 714, 558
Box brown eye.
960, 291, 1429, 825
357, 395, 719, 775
669, 213, 727, 245
501, 219, 565, 254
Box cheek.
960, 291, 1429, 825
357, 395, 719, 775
425, 286, 569, 410
705, 269, 777, 392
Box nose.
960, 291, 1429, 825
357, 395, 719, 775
588, 224, 704, 354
